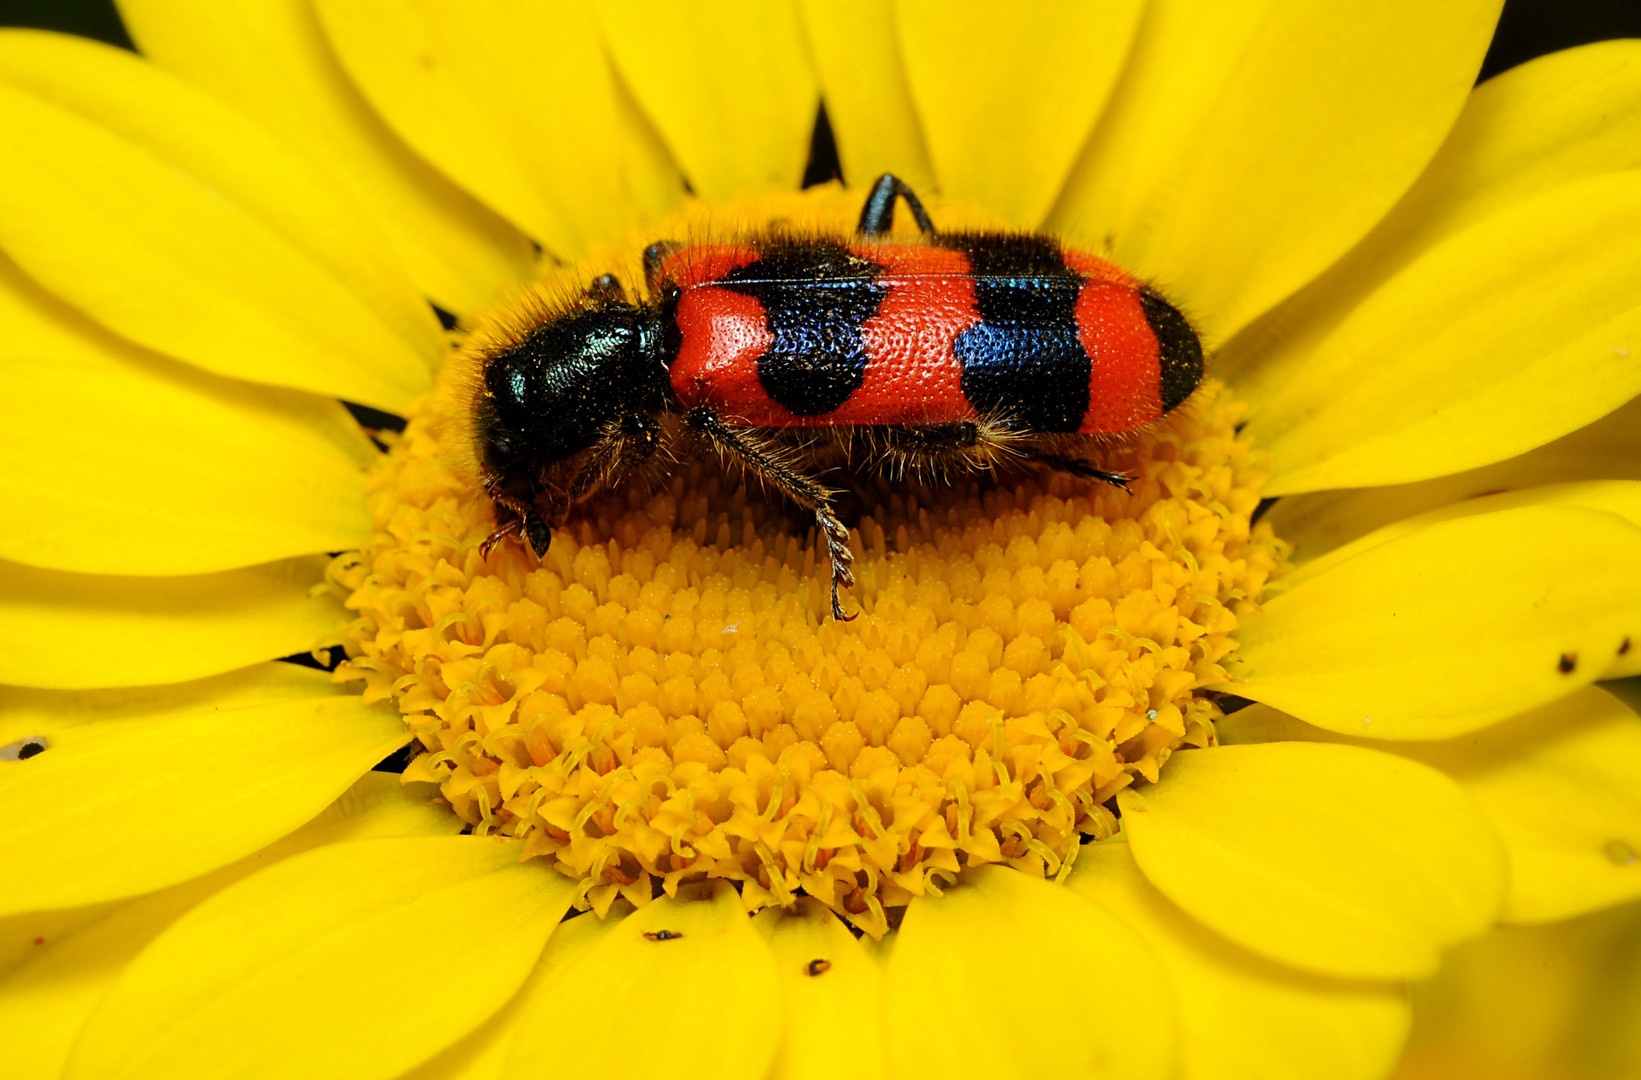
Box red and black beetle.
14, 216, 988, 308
470, 174, 1203, 619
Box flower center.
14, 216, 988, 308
329, 191, 1285, 936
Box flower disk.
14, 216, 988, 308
333, 235, 1283, 938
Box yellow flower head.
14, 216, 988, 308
330, 188, 1285, 932
1, 4, 1640, 1080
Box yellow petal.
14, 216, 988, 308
0, 361, 371, 576
597, 0, 816, 201
0, 670, 408, 915
0, 657, 336, 734
401, 911, 612, 1080
116, 0, 535, 316
1277, 483, 1641, 677
1221, 690, 1641, 926
0, 773, 458, 1080
0, 31, 440, 411
1069, 839, 1411, 1080
1050, 0, 1499, 338
311, 0, 645, 255
1242, 172, 1641, 495
503, 883, 781, 1080
0, 254, 374, 575
611, 73, 689, 223
1611, 676, 1641, 714
0, 769, 450, 976
796, 0, 934, 192
895, 0, 1143, 227
1118, 742, 1504, 979
1225, 39, 1641, 410
884, 865, 1177, 1080
1284, 478, 1641, 577
65, 836, 569, 1080
1264, 397, 1641, 564
1391, 903, 1641, 1080
755, 897, 886, 1080
1234, 504, 1641, 739
0, 556, 342, 689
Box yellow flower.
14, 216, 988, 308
1388, 896, 1641, 1080
1, 4, 1639, 1080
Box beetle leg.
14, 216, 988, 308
567, 413, 663, 502
685, 406, 857, 621
856, 173, 936, 238
643, 240, 685, 295
872, 420, 1024, 481
481, 491, 552, 559
1027, 452, 1132, 491
586, 273, 626, 304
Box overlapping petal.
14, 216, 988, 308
1242, 171, 1641, 495
0, 31, 440, 410
64, 836, 571, 1080
0, 773, 459, 1080
405, 910, 612, 1080
1050, 0, 1500, 338
1118, 743, 1503, 979
116, 0, 536, 315
1071, 840, 1410, 1080
756, 898, 887, 1080
895, 0, 1143, 227
1389, 903, 1641, 1080
1225, 40, 1641, 407
0, 556, 342, 689
797, 0, 934, 193
0, 242, 378, 575
1264, 397, 1641, 562
1223, 42, 1641, 495
596, 0, 816, 201
1222, 692, 1641, 925
1421, 692, 1641, 919
1277, 482, 1641, 681
312, 0, 668, 257
1234, 504, 1641, 737
884, 866, 1177, 1079
0, 665, 407, 914
503, 884, 781, 1080
1282, 480, 1641, 582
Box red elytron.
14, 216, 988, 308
664, 240, 1177, 434
469, 175, 1203, 619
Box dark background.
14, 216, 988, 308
0, 0, 1637, 83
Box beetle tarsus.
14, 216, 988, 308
686, 405, 859, 621
816, 507, 858, 622
1032, 452, 1133, 491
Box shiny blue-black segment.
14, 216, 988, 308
719, 239, 888, 416
939, 234, 1089, 432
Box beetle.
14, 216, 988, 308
469, 174, 1203, 619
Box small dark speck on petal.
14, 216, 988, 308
1558, 653, 1578, 674
1621, 637, 1632, 656
3, 737, 49, 762
644, 929, 683, 942
806, 958, 832, 976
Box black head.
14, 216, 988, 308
474, 299, 665, 507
